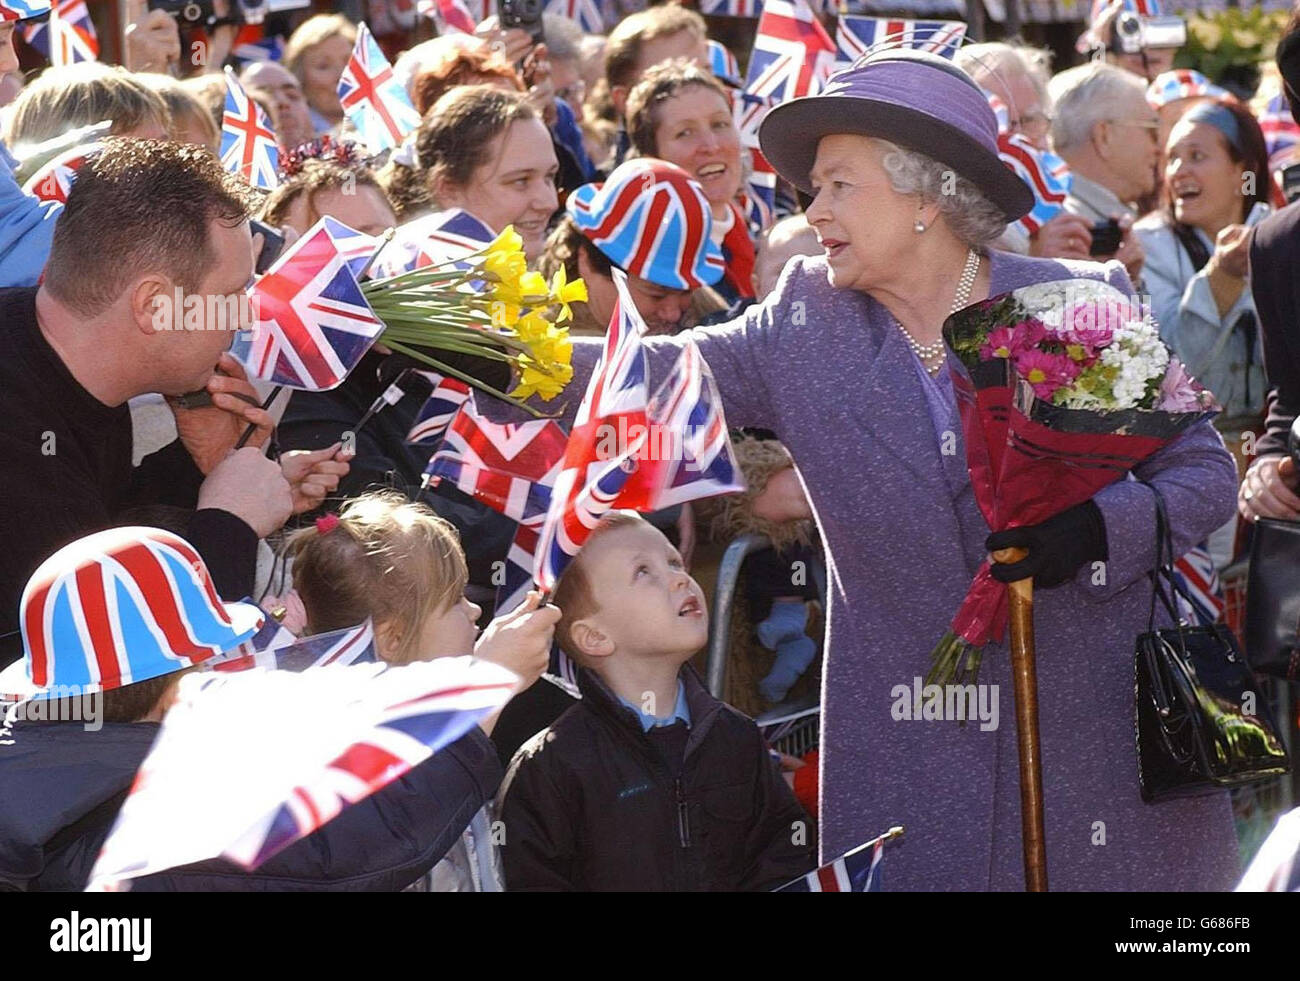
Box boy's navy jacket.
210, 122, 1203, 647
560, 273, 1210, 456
0, 719, 503, 891
497, 665, 815, 891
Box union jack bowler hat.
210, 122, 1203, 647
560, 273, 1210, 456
757, 48, 1034, 223
0, 527, 264, 702
0, 0, 51, 22
567, 158, 726, 291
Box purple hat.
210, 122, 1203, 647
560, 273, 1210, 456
758, 48, 1034, 222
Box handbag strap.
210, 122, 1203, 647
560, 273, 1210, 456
1142, 482, 1199, 631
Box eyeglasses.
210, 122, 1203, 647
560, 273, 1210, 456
1109, 119, 1162, 143
1010, 110, 1053, 134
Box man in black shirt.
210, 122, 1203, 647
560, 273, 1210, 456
0, 140, 303, 664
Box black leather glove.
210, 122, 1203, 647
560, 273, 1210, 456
985, 499, 1108, 588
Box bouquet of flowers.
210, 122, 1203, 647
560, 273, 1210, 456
927, 278, 1218, 687
363, 226, 582, 408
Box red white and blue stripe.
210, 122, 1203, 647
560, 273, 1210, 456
699, 0, 763, 16
534, 271, 652, 591
738, 147, 777, 234
834, 16, 965, 64
1260, 91, 1300, 170
86, 654, 519, 888
739, 0, 836, 144
339, 22, 422, 154
0, 0, 49, 21
406, 372, 473, 446
213, 620, 377, 674
372, 208, 496, 278
221, 70, 280, 190
20, 140, 101, 205
424, 394, 568, 525
1145, 69, 1226, 109
17, 528, 263, 698
235, 219, 384, 391
319, 216, 387, 282
230, 23, 285, 67
567, 158, 725, 291
775, 835, 886, 892
997, 129, 1072, 238
21, 0, 98, 64
708, 39, 742, 87
1171, 544, 1225, 627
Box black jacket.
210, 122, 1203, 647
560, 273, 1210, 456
0, 719, 502, 891
1251, 201, 1300, 457
276, 347, 516, 590
497, 666, 814, 891
0, 287, 257, 666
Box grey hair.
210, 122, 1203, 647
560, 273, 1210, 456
870, 138, 1010, 246
1048, 62, 1146, 154
955, 41, 1052, 116
542, 13, 585, 61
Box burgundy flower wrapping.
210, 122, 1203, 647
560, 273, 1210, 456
942, 291, 1218, 649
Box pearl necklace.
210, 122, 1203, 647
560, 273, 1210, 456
895, 247, 981, 375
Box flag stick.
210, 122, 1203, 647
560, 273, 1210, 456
234, 387, 281, 450
991, 545, 1048, 892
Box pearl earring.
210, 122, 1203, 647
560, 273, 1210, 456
914, 220, 926, 233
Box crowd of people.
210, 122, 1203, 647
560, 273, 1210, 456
1, 0, 1299, 893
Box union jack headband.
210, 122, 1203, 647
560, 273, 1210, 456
0, 0, 51, 23
5, 527, 264, 702
566, 158, 725, 292
1146, 69, 1228, 109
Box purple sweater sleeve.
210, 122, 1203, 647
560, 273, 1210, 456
1078, 261, 1239, 598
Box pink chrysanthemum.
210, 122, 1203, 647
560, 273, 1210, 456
1015, 348, 1081, 400
980, 318, 1047, 361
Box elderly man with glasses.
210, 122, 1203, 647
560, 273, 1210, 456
1048, 61, 1155, 282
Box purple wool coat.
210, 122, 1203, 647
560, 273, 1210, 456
514, 248, 1241, 891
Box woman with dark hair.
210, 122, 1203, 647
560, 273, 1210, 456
1135, 98, 1270, 547
625, 60, 754, 310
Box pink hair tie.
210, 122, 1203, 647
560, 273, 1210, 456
315, 513, 340, 534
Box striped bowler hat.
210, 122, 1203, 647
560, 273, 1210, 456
567, 158, 726, 292
0, 0, 50, 22
1, 527, 263, 702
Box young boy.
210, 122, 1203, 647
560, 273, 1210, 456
498, 512, 815, 891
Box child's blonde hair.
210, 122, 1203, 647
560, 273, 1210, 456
286, 491, 468, 665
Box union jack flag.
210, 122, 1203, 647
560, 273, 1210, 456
775, 834, 887, 892
544, 0, 605, 32
21, 0, 97, 64
319, 216, 386, 281
20, 140, 100, 205
339, 23, 421, 154
406, 372, 473, 445
0, 0, 50, 22
424, 394, 569, 525
1260, 92, 1300, 169
1171, 544, 1225, 628
708, 39, 741, 87
221, 70, 279, 190
212, 620, 377, 674
739, 0, 836, 145
534, 270, 652, 591
997, 130, 1072, 237
372, 208, 496, 278
235, 219, 384, 391
87, 655, 519, 888
230, 23, 285, 67
636, 341, 745, 509
699, 0, 763, 15
420, 0, 476, 34
834, 16, 965, 64
738, 147, 777, 232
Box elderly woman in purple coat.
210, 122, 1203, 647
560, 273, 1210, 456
521, 49, 1241, 890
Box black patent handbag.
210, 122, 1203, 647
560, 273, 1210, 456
1135, 485, 1291, 803
1243, 418, 1300, 680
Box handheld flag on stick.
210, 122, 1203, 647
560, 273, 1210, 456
834, 16, 965, 64
338, 22, 422, 154
221, 69, 280, 190
775, 826, 903, 892
86, 654, 518, 889
21, 0, 97, 65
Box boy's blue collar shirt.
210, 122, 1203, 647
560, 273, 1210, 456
616, 679, 691, 732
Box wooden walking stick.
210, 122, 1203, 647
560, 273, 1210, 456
991, 545, 1048, 892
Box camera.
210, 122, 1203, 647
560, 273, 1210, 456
148, 0, 212, 26
499, 0, 545, 45
1089, 218, 1122, 257
1111, 13, 1186, 55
